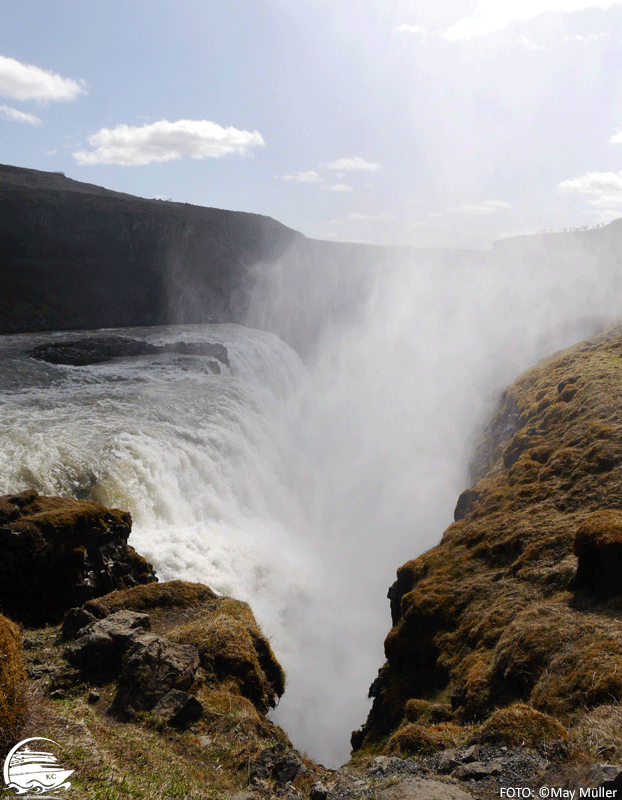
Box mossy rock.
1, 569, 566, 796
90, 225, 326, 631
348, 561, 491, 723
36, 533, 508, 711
0, 614, 26, 754
170, 598, 285, 714
385, 722, 465, 755
353, 323, 622, 755
475, 703, 569, 748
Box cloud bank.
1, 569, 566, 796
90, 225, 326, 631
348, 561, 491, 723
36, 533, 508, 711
73, 119, 265, 166
0, 55, 85, 102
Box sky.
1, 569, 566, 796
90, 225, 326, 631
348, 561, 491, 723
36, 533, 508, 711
2, 0, 622, 247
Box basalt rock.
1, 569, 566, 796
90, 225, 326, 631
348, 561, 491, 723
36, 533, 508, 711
64, 609, 151, 675
0, 491, 157, 625
109, 635, 200, 719
353, 323, 622, 759
29, 336, 230, 370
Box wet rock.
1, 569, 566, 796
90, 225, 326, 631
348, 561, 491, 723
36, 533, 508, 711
29, 336, 230, 369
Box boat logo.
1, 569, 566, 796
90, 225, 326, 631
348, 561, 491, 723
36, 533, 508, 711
3, 737, 73, 795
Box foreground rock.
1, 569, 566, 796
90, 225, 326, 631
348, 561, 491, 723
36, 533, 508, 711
0, 491, 156, 625
353, 323, 622, 764
58, 581, 285, 726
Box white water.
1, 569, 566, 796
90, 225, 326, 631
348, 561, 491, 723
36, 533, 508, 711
1, 237, 622, 766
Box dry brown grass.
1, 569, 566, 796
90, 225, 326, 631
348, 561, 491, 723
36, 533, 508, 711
170, 598, 285, 714
0, 613, 27, 755
385, 722, 466, 755
474, 703, 569, 748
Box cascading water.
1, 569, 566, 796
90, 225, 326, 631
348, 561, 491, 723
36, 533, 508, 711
2, 236, 622, 766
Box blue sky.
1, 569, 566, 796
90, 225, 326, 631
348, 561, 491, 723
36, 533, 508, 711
2, 0, 622, 247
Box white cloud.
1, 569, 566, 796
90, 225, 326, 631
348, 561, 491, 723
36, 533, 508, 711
73, 119, 265, 166
609, 130, 622, 144
426, 211, 443, 217
321, 232, 340, 239
323, 156, 380, 172
0, 55, 85, 102
445, 200, 512, 214
395, 24, 425, 34
280, 170, 323, 182
558, 171, 622, 195
444, 1, 622, 40
0, 103, 42, 125
348, 211, 395, 221
323, 184, 354, 192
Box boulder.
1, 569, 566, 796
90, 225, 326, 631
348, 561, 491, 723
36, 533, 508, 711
377, 777, 473, 800
109, 635, 200, 718
0, 491, 157, 624
452, 761, 503, 780
64, 609, 151, 675
61, 607, 98, 641
250, 744, 302, 785
151, 689, 203, 727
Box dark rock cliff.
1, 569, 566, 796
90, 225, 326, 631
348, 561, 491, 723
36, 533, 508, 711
353, 322, 622, 762
0, 163, 301, 334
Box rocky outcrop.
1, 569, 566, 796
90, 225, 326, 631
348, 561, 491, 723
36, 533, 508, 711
353, 323, 622, 760
60, 581, 285, 722
0, 491, 156, 625
29, 336, 230, 370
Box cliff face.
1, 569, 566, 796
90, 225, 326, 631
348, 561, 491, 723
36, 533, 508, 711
354, 323, 622, 760
0, 163, 301, 334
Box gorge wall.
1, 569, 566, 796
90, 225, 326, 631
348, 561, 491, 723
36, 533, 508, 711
352, 322, 622, 761
0, 163, 395, 350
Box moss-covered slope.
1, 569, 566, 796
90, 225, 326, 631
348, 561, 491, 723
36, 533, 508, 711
353, 322, 622, 759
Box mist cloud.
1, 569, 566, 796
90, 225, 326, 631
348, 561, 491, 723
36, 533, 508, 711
73, 119, 265, 166
323, 184, 354, 192
0, 104, 42, 125
0, 55, 85, 102
444, 0, 622, 40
